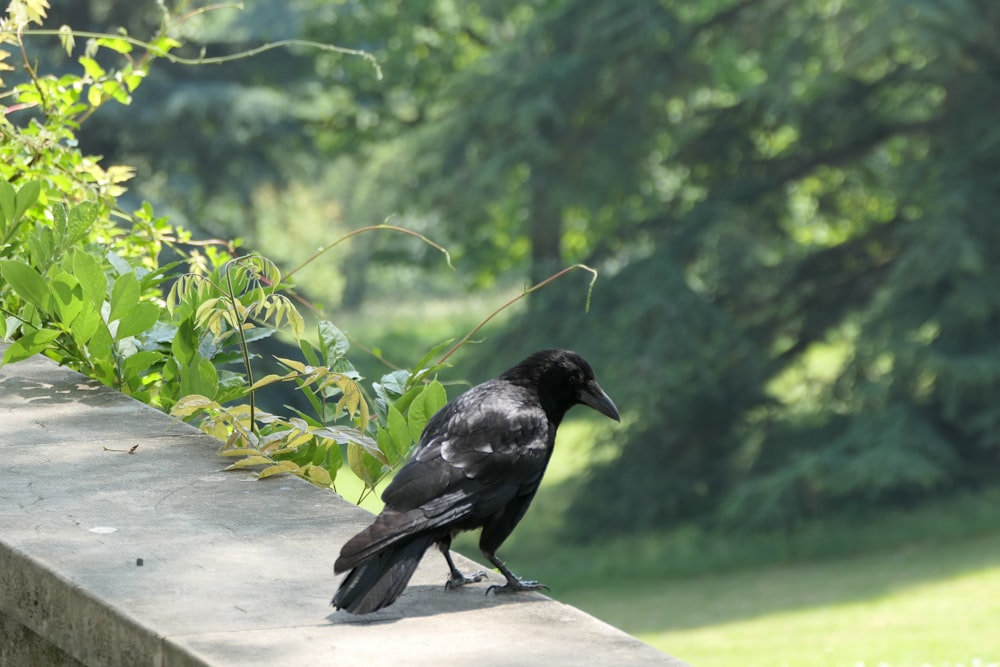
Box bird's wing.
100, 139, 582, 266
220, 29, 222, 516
336, 383, 552, 571
382, 381, 552, 512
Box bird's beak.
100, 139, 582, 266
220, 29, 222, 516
579, 382, 621, 422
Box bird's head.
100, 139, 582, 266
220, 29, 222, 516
503, 349, 620, 423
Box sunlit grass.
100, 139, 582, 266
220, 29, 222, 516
561, 534, 1000, 667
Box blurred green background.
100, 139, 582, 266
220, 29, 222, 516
32, 1, 1000, 663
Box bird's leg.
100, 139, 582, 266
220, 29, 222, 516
437, 540, 487, 590
483, 551, 549, 596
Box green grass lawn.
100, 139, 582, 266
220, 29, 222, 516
563, 534, 1000, 667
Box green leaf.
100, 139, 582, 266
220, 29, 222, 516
376, 426, 403, 466
96, 36, 133, 55
13, 180, 41, 221
26, 224, 54, 269
2, 328, 61, 364
406, 381, 446, 443
386, 403, 411, 458
298, 337, 320, 367
67, 202, 97, 244
89, 358, 117, 386
172, 318, 197, 366
180, 356, 219, 399
347, 443, 383, 489
110, 271, 140, 322
78, 56, 105, 79
150, 35, 182, 56
71, 250, 106, 308
52, 205, 68, 247
318, 320, 350, 363
0, 260, 49, 310
124, 72, 144, 92
391, 382, 426, 416
424, 379, 448, 414
122, 350, 163, 377
407, 390, 430, 444
69, 303, 102, 346
115, 302, 159, 339
87, 321, 114, 362
379, 369, 410, 397
50, 271, 84, 325
105, 80, 130, 105
0, 181, 15, 226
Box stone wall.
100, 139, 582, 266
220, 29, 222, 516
0, 346, 688, 666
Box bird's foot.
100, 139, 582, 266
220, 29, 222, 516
445, 569, 488, 590
485, 577, 549, 596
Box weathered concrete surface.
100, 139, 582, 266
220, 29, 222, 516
0, 346, 689, 667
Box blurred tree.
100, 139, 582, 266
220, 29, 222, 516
43, 1, 364, 240
297, 0, 550, 299
403, 0, 1000, 535
41, 0, 1000, 535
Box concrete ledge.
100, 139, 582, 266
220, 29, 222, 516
0, 346, 688, 667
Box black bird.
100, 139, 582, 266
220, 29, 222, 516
332, 349, 620, 614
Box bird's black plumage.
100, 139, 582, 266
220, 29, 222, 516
332, 349, 619, 614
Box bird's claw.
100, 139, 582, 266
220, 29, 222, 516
445, 570, 488, 590
485, 578, 549, 596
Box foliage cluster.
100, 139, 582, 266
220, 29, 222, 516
0, 0, 447, 501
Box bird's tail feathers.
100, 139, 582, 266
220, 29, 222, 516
334, 509, 432, 573
332, 534, 434, 614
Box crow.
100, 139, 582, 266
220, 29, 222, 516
332, 349, 620, 614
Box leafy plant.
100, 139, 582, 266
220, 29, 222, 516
1, 1, 603, 504
165, 253, 451, 501
0, 1, 427, 498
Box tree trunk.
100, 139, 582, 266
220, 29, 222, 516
528, 166, 563, 288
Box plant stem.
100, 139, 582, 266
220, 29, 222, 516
224, 260, 258, 435
437, 264, 598, 366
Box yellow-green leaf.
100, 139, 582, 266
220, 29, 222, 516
170, 394, 220, 418
78, 56, 105, 79
87, 83, 103, 107
58, 25, 75, 56
226, 455, 273, 469
218, 447, 262, 458
96, 36, 133, 55
306, 465, 333, 486
258, 461, 300, 479
274, 356, 306, 373
248, 373, 288, 391
347, 443, 376, 488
